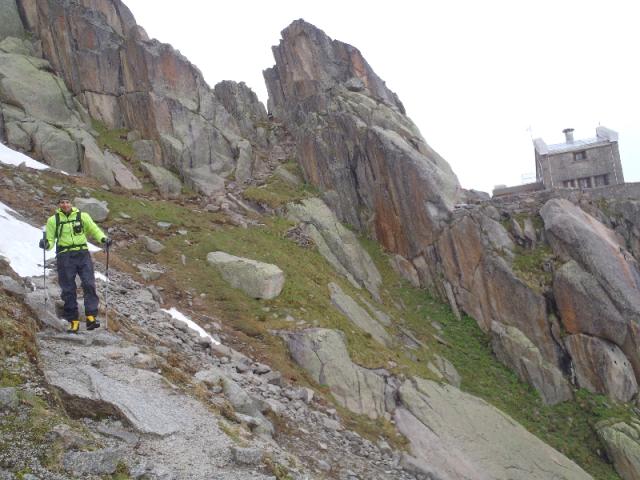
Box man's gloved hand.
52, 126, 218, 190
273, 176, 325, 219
38, 238, 49, 250
101, 236, 113, 247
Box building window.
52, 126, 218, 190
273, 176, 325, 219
574, 151, 587, 161
577, 177, 592, 189
563, 180, 577, 188
594, 174, 609, 187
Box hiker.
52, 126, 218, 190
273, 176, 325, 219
39, 194, 111, 333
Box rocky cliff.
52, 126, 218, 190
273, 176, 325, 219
2, 0, 271, 195
264, 20, 460, 256
264, 20, 640, 408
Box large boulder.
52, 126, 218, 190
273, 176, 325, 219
287, 197, 382, 299
541, 199, 640, 322
265, 20, 460, 258
554, 261, 628, 346
104, 151, 142, 190
541, 199, 640, 378
30, 122, 80, 172
396, 378, 592, 480
140, 162, 182, 198
74, 197, 109, 222
45, 365, 181, 436
389, 254, 420, 288
0, 0, 24, 40
233, 138, 254, 185
490, 322, 571, 405
0, 53, 80, 126
183, 166, 226, 198
597, 420, 640, 480
206, 252, 284, 300
564, 334, 637, 403
328, 282, 391, 347
283, 328, 386, 419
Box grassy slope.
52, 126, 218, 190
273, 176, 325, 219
94, 181, 632, 478
2, 165, 631, 478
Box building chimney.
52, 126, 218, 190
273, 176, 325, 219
563, 128, 575, 143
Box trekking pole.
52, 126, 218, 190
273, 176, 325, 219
105, 242, 110, 331
42, 231, 48, 307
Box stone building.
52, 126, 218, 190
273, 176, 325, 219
534, 126, 624, 189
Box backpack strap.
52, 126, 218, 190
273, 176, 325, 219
54, 212, 61, 241
54, 210, 87, 254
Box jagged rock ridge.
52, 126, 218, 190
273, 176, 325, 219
264, 20, 461, 257
2, 0, 272, 195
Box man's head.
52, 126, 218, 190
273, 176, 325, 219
58, 194, 72, 214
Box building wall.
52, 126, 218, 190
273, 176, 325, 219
493, 182, 544, 197
538, 143, 624, 189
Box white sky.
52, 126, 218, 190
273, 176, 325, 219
127, 1, 636, 192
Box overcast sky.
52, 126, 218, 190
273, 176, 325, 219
124, 0, 639, 194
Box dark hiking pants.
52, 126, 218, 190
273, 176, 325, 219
56, 250, 99, 321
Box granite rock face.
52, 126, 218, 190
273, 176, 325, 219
287, 197, 382, 299
395, 378, 592, 480
564, 334, 638, 402
284, 328, 386, 419
597, 420, 640, 480
328, 282, 391, 347
429, 208, 569, 402
542, 198, 640, 392
265, 20, 460, 257
12, 0, 265, 194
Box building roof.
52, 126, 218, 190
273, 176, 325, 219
533, 126, 618, 155
545, 137, 609, 154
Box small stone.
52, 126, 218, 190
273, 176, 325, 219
322, 417, 342, 431
300, 387, 314, 403
142, 236, 164, 254
0, 387, 19, 410
253, 363, 271, 375
230, 446, 264, 466
235, 362, 251, 374
157, 221, 172, 229
377, 439, 393, 456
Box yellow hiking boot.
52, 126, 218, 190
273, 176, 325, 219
67, 319, 80, 334
86, 315, 101, 331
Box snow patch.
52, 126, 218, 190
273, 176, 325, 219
161, 307, 221, 345
0, 201, 55, 277
1, 142, 51, 171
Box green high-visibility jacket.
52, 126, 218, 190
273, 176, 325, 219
44, 207, 106, 254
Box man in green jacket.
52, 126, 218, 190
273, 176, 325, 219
39, 194, 111, 333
